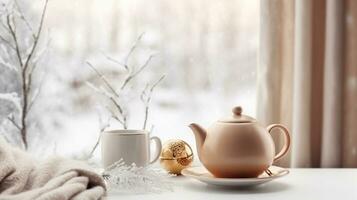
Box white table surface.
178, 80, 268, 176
107, 168, 357, 200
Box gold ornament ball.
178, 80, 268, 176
159, 139, 194, 175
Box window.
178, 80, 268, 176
1, 0, 259, 156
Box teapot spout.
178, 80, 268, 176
188, 123, 206, 158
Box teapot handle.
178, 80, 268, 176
267, 124, 291, 161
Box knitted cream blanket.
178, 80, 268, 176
0, 137, 106, 200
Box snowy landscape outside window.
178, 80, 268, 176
0, 0, 259, 157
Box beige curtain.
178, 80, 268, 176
258, 0, 357, 167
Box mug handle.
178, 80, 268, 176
149, 136, 162, 164
267, 124, 291, 161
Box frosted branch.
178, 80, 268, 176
7, 114, 21, 130
27, 72, 46, 113
14, 0, 35, 40
120, 54, 155, 90
88, 110, 110, 158
86, 81, 128, 128
140, 75, 165, 130
0, 0, 50, 149
31, 38, 51, 65
88, 33, 163, 131
121, 32, 145, 71
101, 53, 126, 69
6, 14, 23, 67
22, 0, 48, 70
103, 159, 174, 194
86, 62, 120, 98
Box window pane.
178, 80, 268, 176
29, 0, 259, 155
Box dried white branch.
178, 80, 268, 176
88, 33, 163, 131
122, 32, 145, 71
100, 52, 126, 69
101, 32, 145, 71
86, 81, 127, 128
86, 82, 113, 99
141, 75, 165, 130
120, 54, 155, 90
86, 62, 120, 98
104, 105, 124, 125
109, 97, 127, 127
88, 113, 110, 158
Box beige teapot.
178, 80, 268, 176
189, 106, 290, 178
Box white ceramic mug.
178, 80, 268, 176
101, 129, 162, 168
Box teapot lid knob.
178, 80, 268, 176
232, 106, 242, 116
219, 106, 255, 123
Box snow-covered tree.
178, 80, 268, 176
0, 0, 49, 150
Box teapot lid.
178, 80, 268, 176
218, 106, 256, 123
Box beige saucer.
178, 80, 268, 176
181, 166, 289, 187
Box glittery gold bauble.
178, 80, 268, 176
159, 139, 193, 175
